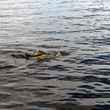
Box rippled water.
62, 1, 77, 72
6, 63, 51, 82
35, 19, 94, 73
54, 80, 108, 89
0, 0, 110, 110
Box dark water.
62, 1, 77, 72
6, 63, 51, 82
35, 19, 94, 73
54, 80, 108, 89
0, 0, 110, 110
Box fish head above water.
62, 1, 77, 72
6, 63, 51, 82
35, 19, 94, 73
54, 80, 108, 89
31, 50, 64, 61
32, 50, 47, 57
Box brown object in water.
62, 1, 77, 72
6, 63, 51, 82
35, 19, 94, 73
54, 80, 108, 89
32, 50, 47, 57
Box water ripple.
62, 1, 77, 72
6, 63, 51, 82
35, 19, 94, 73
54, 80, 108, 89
0, 0, 110, 109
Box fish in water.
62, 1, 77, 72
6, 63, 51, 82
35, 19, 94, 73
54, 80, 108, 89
32, 50, 63, 61
11, 50, 63, 61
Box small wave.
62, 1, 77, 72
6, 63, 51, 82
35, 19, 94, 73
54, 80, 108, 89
80, 58, 107, 65
0, 64, 16, 69
48, 65, 68, 71
68, 92, 110, 98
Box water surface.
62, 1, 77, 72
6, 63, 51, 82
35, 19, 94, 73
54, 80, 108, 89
0, 0, 110, 110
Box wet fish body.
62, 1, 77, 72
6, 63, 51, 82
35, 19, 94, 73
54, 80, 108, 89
32, 50, 63, 61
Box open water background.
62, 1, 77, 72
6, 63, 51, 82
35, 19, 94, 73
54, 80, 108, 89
0, 0, 110, 110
